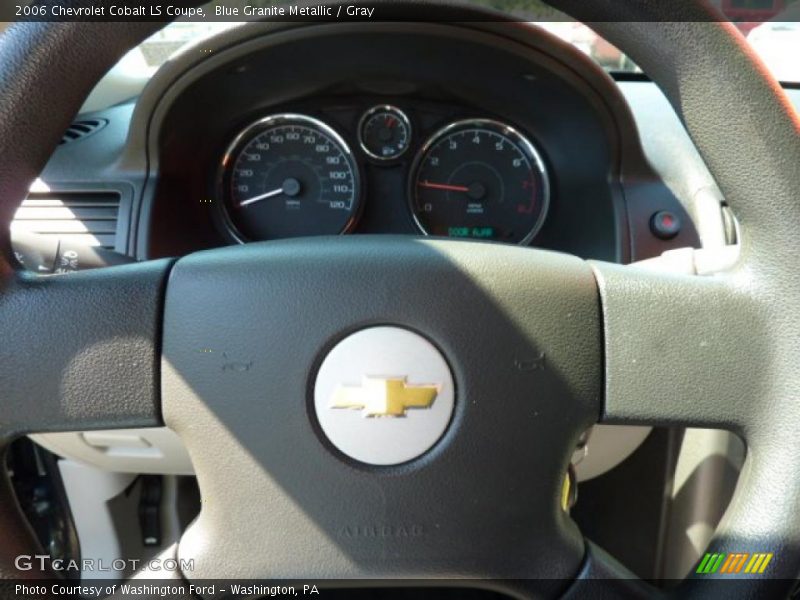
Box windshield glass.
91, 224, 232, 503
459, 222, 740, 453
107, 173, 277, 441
130, 2, 800, 83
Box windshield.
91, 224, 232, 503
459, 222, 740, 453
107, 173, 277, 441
128, 3, 800, 83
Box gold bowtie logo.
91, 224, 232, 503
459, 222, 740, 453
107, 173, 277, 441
330, 377, 440, 417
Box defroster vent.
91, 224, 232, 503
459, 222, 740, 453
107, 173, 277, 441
60, 119, 107, 145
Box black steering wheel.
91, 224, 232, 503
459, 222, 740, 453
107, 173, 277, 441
1, 2, 799, 598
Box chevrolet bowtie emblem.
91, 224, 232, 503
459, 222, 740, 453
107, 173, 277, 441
330, 376, 440, 417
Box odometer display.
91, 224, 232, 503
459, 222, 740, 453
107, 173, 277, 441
409, 119, 549, 245
221, 114, 360, 242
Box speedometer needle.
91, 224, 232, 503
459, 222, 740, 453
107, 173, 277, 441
239, 178, 302, 207
418, 181, 470, 193
239, 187, 285, 207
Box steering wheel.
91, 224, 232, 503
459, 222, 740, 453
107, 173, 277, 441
1, 2, 799, 598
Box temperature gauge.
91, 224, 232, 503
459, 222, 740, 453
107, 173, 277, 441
358, 105, 411, 161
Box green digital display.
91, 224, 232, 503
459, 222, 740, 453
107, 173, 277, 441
447, 226, 496, 239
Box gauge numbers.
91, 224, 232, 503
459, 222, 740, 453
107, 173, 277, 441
409, 119, 549, 245
222, 114, 360, 242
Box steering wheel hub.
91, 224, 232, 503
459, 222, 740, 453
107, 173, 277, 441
158, 236, 600, 585
314, 326, 456, 466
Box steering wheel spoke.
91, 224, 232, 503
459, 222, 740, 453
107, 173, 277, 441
0, 261, 172, 442
590, 260, 765, 434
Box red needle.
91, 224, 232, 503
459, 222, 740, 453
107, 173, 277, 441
418, 181, 470, 193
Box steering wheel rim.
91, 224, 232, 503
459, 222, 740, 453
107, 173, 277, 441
1, 2, 799, 598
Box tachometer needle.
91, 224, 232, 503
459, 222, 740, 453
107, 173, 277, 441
418, 181, 470, 193
239, 187, 285, 207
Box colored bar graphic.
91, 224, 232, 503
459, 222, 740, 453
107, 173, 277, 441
697, 552, 774, 575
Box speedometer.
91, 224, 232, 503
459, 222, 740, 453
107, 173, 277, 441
409, 119, 549, 245
220, 114, 360, 242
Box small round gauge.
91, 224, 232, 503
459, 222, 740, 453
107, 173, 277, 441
358, 105, 411, 161
409, 119, 550, 245
220, 114, 360, 242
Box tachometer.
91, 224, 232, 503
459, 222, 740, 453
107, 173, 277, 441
220, 114, 360, 242
409, 119, 549, 245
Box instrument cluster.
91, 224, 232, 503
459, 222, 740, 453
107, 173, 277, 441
218, 103, 551, 246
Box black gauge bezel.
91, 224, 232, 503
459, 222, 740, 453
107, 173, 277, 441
217, 113, 362, 244
407, 118, 551, 246
357, 105, 412, 162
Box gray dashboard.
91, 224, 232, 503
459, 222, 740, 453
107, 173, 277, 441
34, 19, 800, 262
26, 21, 731, 267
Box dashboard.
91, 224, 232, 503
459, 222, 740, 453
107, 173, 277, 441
141, 22, 697, 263
15, 21, 708, 266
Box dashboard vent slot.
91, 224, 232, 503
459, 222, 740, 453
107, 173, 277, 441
60, 119, 107, 145
12, 191, 121, 250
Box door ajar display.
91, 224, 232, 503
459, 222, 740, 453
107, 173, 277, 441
219, 114, 361, 242
409, 119, 550, 245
